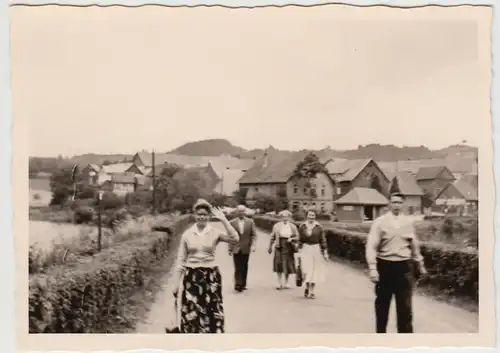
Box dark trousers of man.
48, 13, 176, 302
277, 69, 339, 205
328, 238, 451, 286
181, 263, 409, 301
233, 252, 250, 291
375, 258, 415, 333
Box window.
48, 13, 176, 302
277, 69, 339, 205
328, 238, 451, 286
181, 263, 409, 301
254, 187, 259, 192
320, 203, 325, 212
303, 187, 308, 194
321, 186, 325, 196
293, 184, 298, 194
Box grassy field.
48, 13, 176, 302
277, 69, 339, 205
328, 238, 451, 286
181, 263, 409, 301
29, 177, 51, 191
29, 214, 175, 274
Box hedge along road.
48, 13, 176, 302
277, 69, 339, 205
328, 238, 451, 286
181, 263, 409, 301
136, 222, 478, 333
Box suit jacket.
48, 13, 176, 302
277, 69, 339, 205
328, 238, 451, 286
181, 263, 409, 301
229, 217, 257, 255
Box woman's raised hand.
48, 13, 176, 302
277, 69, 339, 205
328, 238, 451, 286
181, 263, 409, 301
211, 206, 227, 221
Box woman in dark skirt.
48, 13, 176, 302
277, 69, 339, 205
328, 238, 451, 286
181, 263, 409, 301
171, 199, 239, 333
268, 210, 299, 290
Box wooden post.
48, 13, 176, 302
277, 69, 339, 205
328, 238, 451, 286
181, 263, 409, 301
97, 190, 103, 252
152, 150, 157, 214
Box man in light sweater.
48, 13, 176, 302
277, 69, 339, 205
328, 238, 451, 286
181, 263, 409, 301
365, 192, 427, 333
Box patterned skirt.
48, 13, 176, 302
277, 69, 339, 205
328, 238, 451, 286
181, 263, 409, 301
273, 237, 296, 274
179, 266, 225, 333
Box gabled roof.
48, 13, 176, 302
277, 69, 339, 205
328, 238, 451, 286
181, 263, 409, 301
134, 151, 255, 171
458, 173, 478, 190
453, 178, 478, 201
334, 187, 389, 206
326, 158, 382, 182
101, 163, 133, 174
111, 172, 136, 184
416, 165, 454, 181
238, 150, 323, 184
378, 157, 478, 176
387, 171, 424, 196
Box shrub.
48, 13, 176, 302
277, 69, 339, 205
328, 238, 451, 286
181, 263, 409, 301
99, 192, 125, 210
74, 206, 95, 224
252, 215, 478, 302
29, 215, 192, 333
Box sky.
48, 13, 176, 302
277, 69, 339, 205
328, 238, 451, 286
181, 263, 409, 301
10, 5, 490, 157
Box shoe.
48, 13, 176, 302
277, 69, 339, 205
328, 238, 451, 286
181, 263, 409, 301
304, 288, 309, 298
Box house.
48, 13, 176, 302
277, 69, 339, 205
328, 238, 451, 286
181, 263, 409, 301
415, 165, 455, 199
386, 171, 424, 214
238, 150, 337, 213
101, 172, 138, 196
333, 187, 389, 222
434, 178, 478, 215
378, 157, 478, 177
131, 151, 255, 170
80, 164, 101, 185
214, 168, 246, 196
325, 158, 391, 200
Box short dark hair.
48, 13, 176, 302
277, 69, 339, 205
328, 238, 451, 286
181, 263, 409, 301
390, 192, 406, 201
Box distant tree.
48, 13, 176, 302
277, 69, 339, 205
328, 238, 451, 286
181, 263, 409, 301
102, 160, 113, 166
370, 174, 383, 194
389, 176, 400, 194
292, 152, 328, 201
49, 166, 74, 206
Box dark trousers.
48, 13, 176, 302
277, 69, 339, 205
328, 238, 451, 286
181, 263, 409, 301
233, 252, 250, 290
375, 258, 415, 333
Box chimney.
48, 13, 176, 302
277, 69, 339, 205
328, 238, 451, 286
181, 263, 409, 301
262, 151, 269, 168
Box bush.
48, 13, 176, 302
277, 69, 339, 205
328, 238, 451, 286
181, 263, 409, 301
252, 215, 478, 303
29, 215, 192, 333
99, 192, 125, 210
74, 206, 95, 224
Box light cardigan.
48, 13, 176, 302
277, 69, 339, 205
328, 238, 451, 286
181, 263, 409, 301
269, 221, 299, 249
365, 212, 424, 271
172, 223, 239, 282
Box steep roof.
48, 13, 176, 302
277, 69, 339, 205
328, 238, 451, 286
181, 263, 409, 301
102, 163, 134, 174
416, 165, 453, 180
134, 151, 254, 171
334, 187, 389, 205
378, 157, 478, 176
325, 158, 376, 182
387, 171, 424, 196
238, 150, 321, 184
453, 178, 478, 201
458, 173, 478, 190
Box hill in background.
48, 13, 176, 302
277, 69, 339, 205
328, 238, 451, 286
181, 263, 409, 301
30, 139, 478, 175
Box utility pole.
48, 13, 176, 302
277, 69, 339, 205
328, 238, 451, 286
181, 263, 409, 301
152, 149, 157, 214
97, 190, 103, 252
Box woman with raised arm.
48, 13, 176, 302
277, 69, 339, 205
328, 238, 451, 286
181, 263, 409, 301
297, 209, 329, 299
170, 199, 239, 333
268, 210, 299, 290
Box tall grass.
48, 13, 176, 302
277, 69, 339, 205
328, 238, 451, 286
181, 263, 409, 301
29, 214, 176, 275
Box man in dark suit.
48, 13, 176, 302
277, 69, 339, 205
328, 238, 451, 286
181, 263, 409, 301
229, 205, 258, 292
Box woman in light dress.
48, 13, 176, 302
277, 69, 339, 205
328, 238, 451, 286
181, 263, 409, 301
268, 210, 299, 290
297, 209, 329, 299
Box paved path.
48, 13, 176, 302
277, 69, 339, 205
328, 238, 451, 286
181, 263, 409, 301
136, 223, 478, 333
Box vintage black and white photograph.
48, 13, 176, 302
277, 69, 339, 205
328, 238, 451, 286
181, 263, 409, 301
12, 1, 495, 350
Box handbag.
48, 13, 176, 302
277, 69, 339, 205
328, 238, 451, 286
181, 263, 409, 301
165, 291, 181, 333
295, 256, 304, 287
